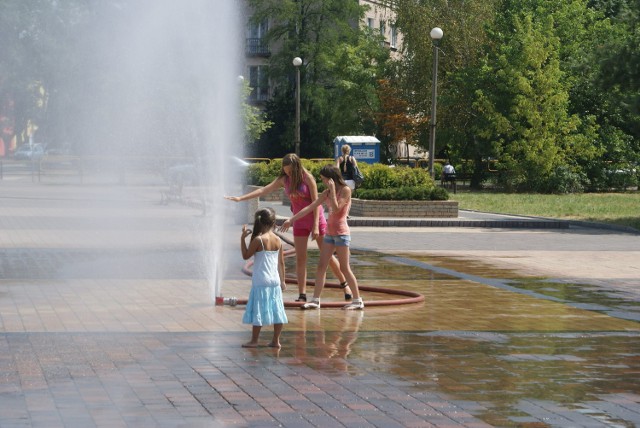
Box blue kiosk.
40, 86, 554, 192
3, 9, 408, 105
333, 136, 380, 164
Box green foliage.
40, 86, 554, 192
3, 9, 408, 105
597, 0, 640, 140
240, 79, 273, 145
606, 167, 639, 190
429, 186, 450, 201
247, 0, 390, 158
394, 0, 501, 163
359, 164, 434, 190
355, 186, 448, 201
544, 165, 587, 194
395, 0, 639, 194
0, 0, 88, 148
245, 162, 272, 186
472, 9, 599, 192
245, 160, 283, 186
244, 161, 444, 200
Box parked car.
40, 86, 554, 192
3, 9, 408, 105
13, 143, 46, 161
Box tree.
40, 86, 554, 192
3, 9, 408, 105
392, 0, 500, 185
596, 0, 640, 157
472, 9, 598, 192
247, 0, 389, 158
240, 78, 273, 146
0, 0, 88, 154
374, 78, 427, 164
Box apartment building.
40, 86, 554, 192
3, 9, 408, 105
361, 0, 401, 55
242, 0, 401, 105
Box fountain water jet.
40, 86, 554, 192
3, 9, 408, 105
56, 1, 244, 303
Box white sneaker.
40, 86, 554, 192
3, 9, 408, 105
302, 300, 320, 310
343, 300, 364, 310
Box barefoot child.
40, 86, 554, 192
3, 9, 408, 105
280, 165, 364, 310
240, 207, 288, 348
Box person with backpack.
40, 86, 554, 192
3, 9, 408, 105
336, 144, 358, 190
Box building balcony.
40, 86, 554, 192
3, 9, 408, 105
245, 38, 270, 57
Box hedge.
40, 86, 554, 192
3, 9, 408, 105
245, 161, 449, 201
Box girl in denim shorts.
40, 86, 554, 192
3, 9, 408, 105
280, 165, 363, 310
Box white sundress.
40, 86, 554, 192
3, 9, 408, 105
242, 236, 288, 327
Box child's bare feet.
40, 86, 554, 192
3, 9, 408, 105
242, 342, 260, 348
267, 342, 281, 349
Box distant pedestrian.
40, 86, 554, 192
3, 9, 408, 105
240, 207, 288, 348
280, 165, 364, 310
336, 144, 358, 190
441, 161, 456, 187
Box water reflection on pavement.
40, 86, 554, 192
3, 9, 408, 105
277, 250, 640, 426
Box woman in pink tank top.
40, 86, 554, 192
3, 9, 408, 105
225, 154, 353, 302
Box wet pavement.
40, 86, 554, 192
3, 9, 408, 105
1, 180, 640, 427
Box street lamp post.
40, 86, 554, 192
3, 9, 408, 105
428, 27, 443, 179
293, 57, 303, 157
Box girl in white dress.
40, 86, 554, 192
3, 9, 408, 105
240, 207, 288, 348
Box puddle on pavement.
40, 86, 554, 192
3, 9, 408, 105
281, 249, 640, 426
288, 330, 640, 427
286, 250, 640, 332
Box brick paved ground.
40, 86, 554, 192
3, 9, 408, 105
1, 180, 639, 427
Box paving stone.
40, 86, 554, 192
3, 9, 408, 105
1, 182, 640, 426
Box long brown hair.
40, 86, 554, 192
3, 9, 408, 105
320, 164, 346, 187
279, 153, 305, 196
250, 207, 276, 242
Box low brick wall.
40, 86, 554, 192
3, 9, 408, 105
350, 198, 458, 218
245, 185, 284, 202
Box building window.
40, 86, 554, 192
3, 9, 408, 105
391, 25, 398, 49
248, 66, 269, 102
246, 19, 269, 56
367, 17, 374, 29
380, 20, 387, 47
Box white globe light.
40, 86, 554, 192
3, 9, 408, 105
293, 57, 303, 67
430, 27, 443, 40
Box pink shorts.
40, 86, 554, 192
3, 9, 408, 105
293, 221, 327, 237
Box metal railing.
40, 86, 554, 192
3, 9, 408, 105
245, 38, 270, 56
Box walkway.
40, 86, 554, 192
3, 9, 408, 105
1, 181, 639, 427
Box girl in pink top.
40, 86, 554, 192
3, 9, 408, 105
225, 154, 352, 302
280, 165, 364, 310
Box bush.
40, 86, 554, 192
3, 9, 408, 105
361, 163, 434, 190
544, 165, 586, 194
245, 161, 447, 200
430, 186, 449, 200
355, 186, 448, 201
246, 162, 272, 186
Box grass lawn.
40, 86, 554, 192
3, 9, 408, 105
452, 191, 640, 231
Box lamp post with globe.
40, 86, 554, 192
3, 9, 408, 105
293, 56, 303, 156
428, 27, 443, 179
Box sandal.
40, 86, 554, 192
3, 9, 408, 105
295, 293, 307, 302
339, 282, 352, 301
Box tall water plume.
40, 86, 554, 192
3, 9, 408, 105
53, 1, 244, 300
